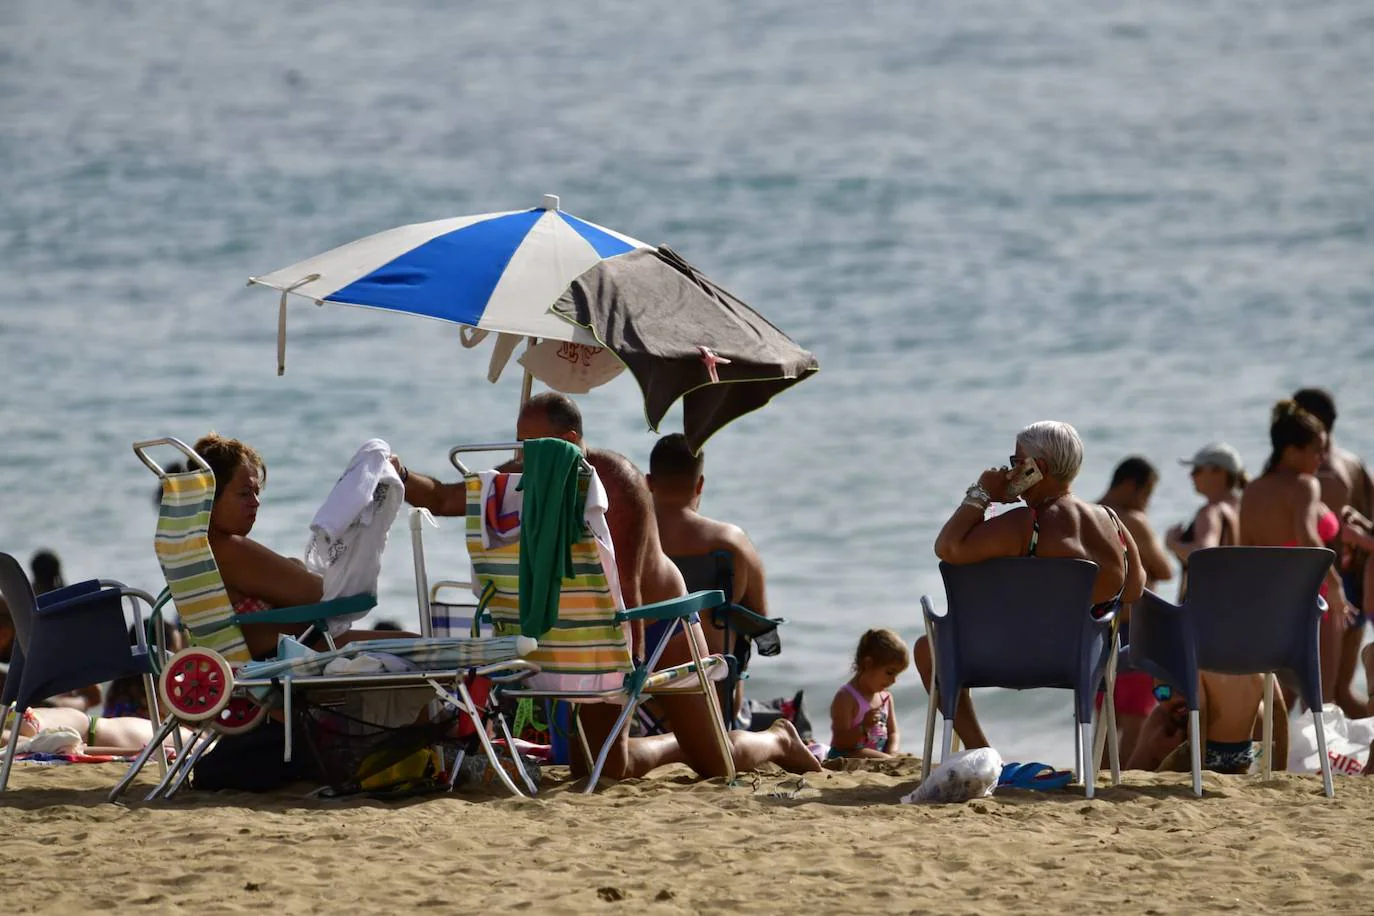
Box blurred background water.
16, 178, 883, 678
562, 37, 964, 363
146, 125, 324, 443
2, 0, 1371, 764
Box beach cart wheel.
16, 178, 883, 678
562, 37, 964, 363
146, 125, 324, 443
212, 696, 269, 735
159, 648, 234, 722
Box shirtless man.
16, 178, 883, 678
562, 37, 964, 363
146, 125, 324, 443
1126, 673, 1287, 776
646, 433, 770, 713
1099, 457, 1174, 592
1293, 388, 1374, 718
392, 392, 819, 779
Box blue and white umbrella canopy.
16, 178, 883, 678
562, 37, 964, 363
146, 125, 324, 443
250, 194, 649, 348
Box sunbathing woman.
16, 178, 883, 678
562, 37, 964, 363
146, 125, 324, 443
914, 420, 1147, 749
1238, 401, 1355, 707
194, 433, 411, 660
3, 705, 194, 756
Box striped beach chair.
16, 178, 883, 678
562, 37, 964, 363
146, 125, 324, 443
113, 437, 538, 802
453, 439, 735, 793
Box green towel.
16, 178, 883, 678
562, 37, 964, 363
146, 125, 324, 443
517, 438, 585, 638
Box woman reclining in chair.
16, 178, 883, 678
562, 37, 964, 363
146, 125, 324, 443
194, 433, 412, 660
915, 420, 1147, 749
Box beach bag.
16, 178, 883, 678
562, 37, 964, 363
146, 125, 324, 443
191, 717, 323, 792
901, 747, 1003, 804
1287, 703, 1374, 776
301, 702, 460, 798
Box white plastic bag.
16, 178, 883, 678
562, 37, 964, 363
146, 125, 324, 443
901, 747, 1003, 804
1287, 703, 1374, 776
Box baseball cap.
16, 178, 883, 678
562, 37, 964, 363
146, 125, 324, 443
1178, 442, 1244, 476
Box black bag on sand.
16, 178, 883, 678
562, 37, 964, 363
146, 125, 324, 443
191, 718, 322, 792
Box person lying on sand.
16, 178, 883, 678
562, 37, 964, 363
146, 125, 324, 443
392, 392, 821, 779
1125, 673, 1287, 775
3, 705, 195, 756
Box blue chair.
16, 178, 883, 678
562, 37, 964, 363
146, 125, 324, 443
920, 558, 1120, 798
0, 552, 163, 790
1127, 546, 1334, 797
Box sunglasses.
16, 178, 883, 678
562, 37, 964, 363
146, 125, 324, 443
1152, 684, 1174, 703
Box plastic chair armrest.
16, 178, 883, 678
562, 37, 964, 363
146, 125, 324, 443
35, 579, 103, 608
616, 589, 724, 623
35, 586, 124, 618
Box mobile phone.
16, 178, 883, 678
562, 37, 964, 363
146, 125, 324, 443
1005, 458, 1044, 498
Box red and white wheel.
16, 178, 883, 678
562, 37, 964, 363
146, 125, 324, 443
212, 696, 269, 735
159, 648, 234, 722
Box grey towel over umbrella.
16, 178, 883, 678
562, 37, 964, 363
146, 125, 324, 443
552, 246, 819, 453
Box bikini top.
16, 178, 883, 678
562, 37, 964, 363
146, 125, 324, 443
1027, 504, 1129, 618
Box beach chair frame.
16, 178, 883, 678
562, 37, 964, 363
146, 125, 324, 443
447, 441, 736, 793
113, 437, 539, 802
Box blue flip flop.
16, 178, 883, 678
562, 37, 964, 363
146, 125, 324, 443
998, 762, 1073, 791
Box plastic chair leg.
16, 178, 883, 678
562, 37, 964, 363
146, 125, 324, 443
1188, 709, 1203, 797
1262, 673, 1275, 780
0, 705, 23, 792
1081, 720, 1095, 799
1311, 707, 1335, 798
940, 719, 954, 766
921, 685, 938, 781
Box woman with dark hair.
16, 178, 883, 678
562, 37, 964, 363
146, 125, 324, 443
193, 432, 410, 659
1239, 401, 1356, 706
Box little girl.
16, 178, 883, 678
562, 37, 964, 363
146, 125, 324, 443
828, 628, 909, 759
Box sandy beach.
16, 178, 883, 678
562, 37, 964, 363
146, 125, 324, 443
3, 759, 1372, 914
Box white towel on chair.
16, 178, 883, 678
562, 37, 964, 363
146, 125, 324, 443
305, 439, 404, 635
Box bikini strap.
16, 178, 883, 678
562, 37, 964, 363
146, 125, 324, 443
1027, 507, 1040, 557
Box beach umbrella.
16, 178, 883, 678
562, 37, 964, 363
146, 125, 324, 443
249, 194, 817, 449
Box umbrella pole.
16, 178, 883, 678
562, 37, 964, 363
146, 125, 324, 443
518, 337, 537, 408
515, 337, 537, 462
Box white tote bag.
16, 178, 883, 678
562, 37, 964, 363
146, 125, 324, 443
1287, 703, 1374, 776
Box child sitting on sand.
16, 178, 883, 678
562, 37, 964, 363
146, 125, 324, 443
3, 705, 193, 757
828, 628, 908, 759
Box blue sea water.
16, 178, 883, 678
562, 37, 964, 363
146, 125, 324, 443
2, 0, 1371, 765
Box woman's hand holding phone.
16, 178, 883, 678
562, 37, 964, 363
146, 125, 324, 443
977, 468, 1013, 504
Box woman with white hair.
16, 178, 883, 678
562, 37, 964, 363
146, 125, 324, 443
914, 420, 1146, 749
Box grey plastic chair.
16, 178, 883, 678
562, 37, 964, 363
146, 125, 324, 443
1127, 546, 1335, 797
0, 552, 162, 790
919, 558, 1120, 798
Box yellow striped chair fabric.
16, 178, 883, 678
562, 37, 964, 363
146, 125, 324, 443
464, 470, 632, 692
155, 470, 252, 664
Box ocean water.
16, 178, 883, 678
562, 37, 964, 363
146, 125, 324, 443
3, 0, 1372, 766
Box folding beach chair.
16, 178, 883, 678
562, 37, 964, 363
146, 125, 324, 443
669, 551, 782, 728
450, 439, 735, 793
113, 437, 539, 802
